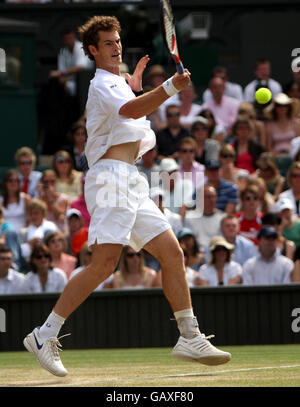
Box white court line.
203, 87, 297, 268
47, 364, 300, 387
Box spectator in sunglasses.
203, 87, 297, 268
15, 147, 42, 198
104, 246, 156, 289
23, 244, 67, 293
235, 186, 263, 244
219, 144, 248, 185
52, 150, 83, 202
199, 109, 225, 144
254, 152, 284, 201
0, 169, 31, 232
177, 137, 205, 190
230, 116, 265, 174
37, 170, 69, 233
191, 116, 220, 165
156, 105, 190, 160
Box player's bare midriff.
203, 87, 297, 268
101, 140, 141, 165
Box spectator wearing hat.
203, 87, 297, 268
177, 82, 201, 129
244, 59, 282, 103
177, 228, 205, 271
220, 215, 257, 266
66, 208, 88, 257
185, 184, 226, 251
242, 226, 293, 285
136, 146, 160, 189
69, 175, 91, 228
0, 244, 26, 294
202, 66, 243, 103
191, 116, 220, 165
261, 212, 295, 260
159, 158, 194, 215
279, 161, 300, 217
194, 236, 242, 286
15, 147, 42, 198
205, 159, 239, 214
235, 185, 263, 244
156, 104, 190, 160
200, 77, 240, 135
276, 198, 300, 248
177, 137, 205, 191
264, 93, 300, 156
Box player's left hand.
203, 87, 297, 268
125, 55, 150, 92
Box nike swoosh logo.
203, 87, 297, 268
33, 333, 43, 350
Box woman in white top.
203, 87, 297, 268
195, 236, 242, 286
103, 246, 156, 289
23, 244, 67, 293
0, 169, 31, 232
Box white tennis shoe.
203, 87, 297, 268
172, 334, 231, 365
23, 327, 69, 377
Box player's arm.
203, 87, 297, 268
119, 70, 191, 120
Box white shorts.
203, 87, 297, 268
85, 159, 171, 251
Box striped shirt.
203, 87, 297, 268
242, 252, 293, 285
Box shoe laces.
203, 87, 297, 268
200, 333, 215, 341
48, 333, 71, 361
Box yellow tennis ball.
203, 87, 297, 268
255, 87, 272, 104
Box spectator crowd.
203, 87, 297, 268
1, 55, 300, 295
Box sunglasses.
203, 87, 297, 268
193, 126, 207, 131
19, 161, 33, 166
43, 180, 56, 184
167, 112, 180, 118
221, 154, 235, 159
244, 195, 259, 201
291, 173, 300, 178
126, 252, 141, 258
180, 149, 195, 153
34, 254, 50, 260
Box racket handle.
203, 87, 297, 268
176, 61, 185, 74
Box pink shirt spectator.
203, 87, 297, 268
51, 253, 77, 279
201, 95, 240, 134
70, 195, 91, 228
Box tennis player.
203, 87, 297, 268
23, 16, 231, 376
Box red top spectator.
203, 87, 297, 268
235, 185, 263, 244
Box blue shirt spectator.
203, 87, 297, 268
205, 159, 238, 214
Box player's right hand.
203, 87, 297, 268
172, 69, 191, 91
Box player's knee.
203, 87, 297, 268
160, 244, 184, 267
90, 254, 118, 278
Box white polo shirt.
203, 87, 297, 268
0, 268, 26, 295
85, 68, 156, 168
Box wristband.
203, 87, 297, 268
134, 89, 144, 97
162, 76, 179, 97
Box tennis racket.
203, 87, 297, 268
160, 0, 184, 74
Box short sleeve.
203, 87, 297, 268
229, 262, 243, 279
94, 79, 134, 117
198, 264, 210, 281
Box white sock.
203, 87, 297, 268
174, 308, 200, 339
38, 311, 65, 339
